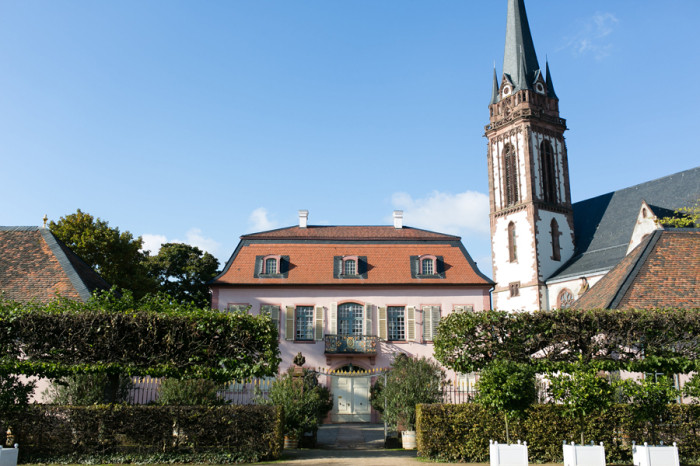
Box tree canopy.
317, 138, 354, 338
657, 199, 700, 228
49, 209, 154, 298
146, 242, 219, 308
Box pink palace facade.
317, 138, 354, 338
210, 211, 493, 423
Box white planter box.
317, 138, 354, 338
632, 442, 679, 466
0, 445, 19, 466
490, 440, 528, 466
563, 442, 606, 466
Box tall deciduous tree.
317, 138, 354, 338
49, 210, 155, 298
146, 243, 219, 307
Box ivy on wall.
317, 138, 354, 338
434, 308, 700, 374
0, 292, 281, 381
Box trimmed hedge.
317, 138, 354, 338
417, 403, 700, 464
0, 295, 280, 381
0, 404, 283, 464
435, 309, 700, 373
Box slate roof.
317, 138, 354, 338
502, 0, 540, 92
212, 225, 493, 287
573, 229, 700, 309
0, 226, 111, 303
548, 166, 700, 281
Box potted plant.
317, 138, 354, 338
268, 354, 332, 449
370, 354, 444, 449
475, 359, 536, 444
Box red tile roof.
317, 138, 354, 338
241, 225, 461, 241
573, 229, 700, 309
0, 227, 111, 303
213, 226, 491, 287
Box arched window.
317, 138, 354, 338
265, 257, 278, 274
558, 289, 575, 309
421, 257, 435, 275
508, 221, 517, 262
503, 144, 519, 206
540, 140, 557, 203
551, 219, 561, 261
540, 141, 557, 203
344, 258, 357, 275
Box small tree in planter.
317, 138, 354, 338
268, 360, 332, 445
548, 357, 618, 444
622, 375, 679, 445
475, 359, 536, 444
370, 354, 445, 446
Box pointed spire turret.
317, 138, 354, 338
545, 60, 557, 99
490, 67, 500, 105
502, 0, 540, 92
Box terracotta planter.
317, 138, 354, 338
284, 435, 298, 449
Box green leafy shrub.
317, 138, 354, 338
370, 354, 445, 432
45, 373, 132, 405
267, 367, 332, 439
158, 378, 225, 405
0, 374, 35, 412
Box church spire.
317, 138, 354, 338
545, 60, 557, 99
503, 0, 540, 91
490, 67, 500, 105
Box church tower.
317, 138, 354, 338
486, 0, 575, 311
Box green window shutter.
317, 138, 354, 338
378, 307, 387, 341
364, 303, 372, 336
285, 306, 295, 341
314, 306, 324, 341
431, 306, 441, 341
329, 302, 337, 335
270, 306, 280, 330
422, 306, 431, 342
407, 306, 416, 341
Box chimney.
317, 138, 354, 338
298, 210, 309, 229
393, 210, 403, 229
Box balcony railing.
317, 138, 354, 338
324, 335, 378, 355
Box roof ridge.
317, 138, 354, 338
39, 229, 94, 302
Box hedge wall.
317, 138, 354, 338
0, 404, 283, 464
0, 295, 280, 381
416, 403, 700, 464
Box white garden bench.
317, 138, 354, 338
632, 442, 680, 466
490, 439, 529, 466
563, 441, 606, 466
0, 444, 19, 466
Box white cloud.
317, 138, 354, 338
561, 12, 618, 60
141, 234, 168, 255
141, 229, 221, 257
248, 207, 279, 232
390, 190, 490, 236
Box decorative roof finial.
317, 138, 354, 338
42, 214, 48, 228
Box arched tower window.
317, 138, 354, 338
503, 144, 519, 206
551, 219, 561, 261
540, 140, 557, 203
558, 289, 574, 309
508, 221, 517, 262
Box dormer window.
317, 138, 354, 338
344, 257, 357, 275
334, 256, 367, 279
421, 256, 435, 275
265, 257, 278, 274
262, 255, 281, 275
255, 255, 289, 278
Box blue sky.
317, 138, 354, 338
2, 1, 699, 278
